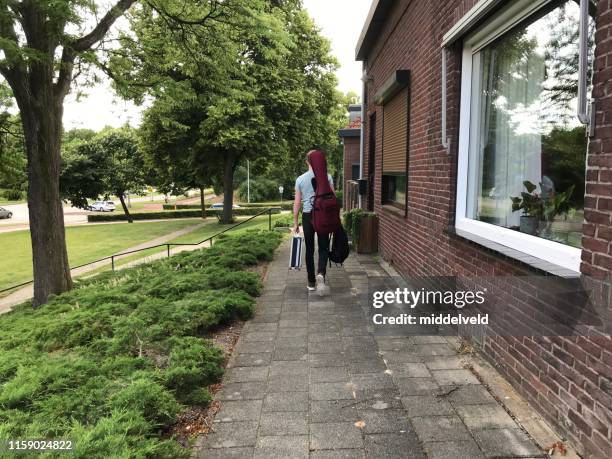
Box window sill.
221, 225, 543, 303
446, 225, 580, 279
381, 204, 406, 217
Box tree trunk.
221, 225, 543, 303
19, 88, 73, 306
118, 193, 133, 223
199, 186, 206, 219
1, 0, 137, 307
221, 154, 236, 224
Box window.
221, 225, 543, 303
382, 87, 409, 210
456, 0, 594, 272
382, 174, 407, 207
351, 164, 360, 181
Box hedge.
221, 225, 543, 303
162, 204, 208, 210
88, 207, 281, 222
0, 230, 283, 458
162, 202, 294, 211
238, 202, 294, 211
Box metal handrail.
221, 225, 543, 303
0, 207, 279, 294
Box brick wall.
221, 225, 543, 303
583, 0, 612, 281
360, 0, 612, 456
342, 135, 361, 209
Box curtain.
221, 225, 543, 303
477, 30, 545, 229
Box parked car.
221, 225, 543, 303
88, 201, 116, 212
0, 207, 12, 219
210, 203, 241, 209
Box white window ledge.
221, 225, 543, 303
448, 222, 581, 278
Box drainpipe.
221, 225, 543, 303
359, 62, 367, 209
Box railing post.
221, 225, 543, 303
111, 256, 115, 271
268, 209, 272, 230
210, 237, 213, 246
167, 244, 170, 258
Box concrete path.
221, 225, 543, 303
0, 220, 210, 313
194, 240, 544, 458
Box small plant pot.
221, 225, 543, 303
520, 216, 538, 236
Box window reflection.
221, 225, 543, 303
471, 1, 593, 249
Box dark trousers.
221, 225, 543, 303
302, 212, 329, 284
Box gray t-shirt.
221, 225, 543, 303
295, 170, 334, 213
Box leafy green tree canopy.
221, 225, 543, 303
118, 0, 340, 222
60, 127, 145, 222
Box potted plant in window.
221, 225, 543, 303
343, 208, 378, 253
510, 181, 543, 236
511, 181, 575, 237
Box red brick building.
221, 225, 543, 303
339, 104, 362, 209
356, 0, 611, 456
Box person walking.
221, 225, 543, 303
293, 150, 334, 294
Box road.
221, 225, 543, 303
0, 195, 168, 233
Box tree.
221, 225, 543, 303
542, 2, 595, 121
123, 1, 339, 223
0, 0, 137, 305
60, 139, 108, 211
60, 127, 145, 222
541, 126, 587, 208
116, 0, 290, 223
0, 83, 26, 197
97, 128, 145, 221
138, 89, 216, 220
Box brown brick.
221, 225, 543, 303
591, 430, 612, 457
568, 409, 593, 436
552, 346, 575, 368
570, 383, 595, 410
578, 337, 603, 359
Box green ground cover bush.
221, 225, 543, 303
274, 214, 293, 228
89, 207, 281, 222
0, 230, 283, 458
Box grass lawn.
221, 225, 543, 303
80, 214, 288, 279
0, 219, 203, 291
0, 199, 25, 206
170, 213, 286, 244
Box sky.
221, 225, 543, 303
62, 0, 373, 131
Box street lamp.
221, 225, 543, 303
247, 160, 250, 204
279, 185, 284, 207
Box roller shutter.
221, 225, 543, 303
382, 88, 408, 174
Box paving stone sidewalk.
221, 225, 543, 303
195, 240, 543, 458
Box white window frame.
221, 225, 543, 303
455, 0, 582, 273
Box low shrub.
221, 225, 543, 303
89, 207, 281, 222
0, 230, 282, 457
162, 204, 206, 210
162, 202, 294, 211
335, 190, 343, 207
274, 214, 293, 228
236, 177, 280, 202
238, 202, 294, 211
1, 189, 24, 201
